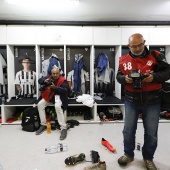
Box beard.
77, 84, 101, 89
131, 49, 144, 56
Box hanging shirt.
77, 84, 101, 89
41, 59, 49, 77
94, 67, 115, 95
0, 53, 7, 85
67, 69, 89, 94
97, 53, 108, 76
0, 53, 7, 94
41, 58, 63, 77
72, 54, 85, 93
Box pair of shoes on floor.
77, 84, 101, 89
84, 161, 106, 170
101, 138, 116, 152
60, 129, 67, 140
35, 125, 46, 135
65, 153, 86, 165
35, 125, 67, 140
118, 155, 134, 166
144, 159, 157, 170
118, 155, 157, 170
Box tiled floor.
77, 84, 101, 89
0, 122, 170, 170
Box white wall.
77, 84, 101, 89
1, 25, 170, 45
0, 26, 6, 44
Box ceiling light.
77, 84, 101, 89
5, 0, 79, 8
5, 0, 79, 5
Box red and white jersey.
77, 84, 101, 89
119, 52, 162, 92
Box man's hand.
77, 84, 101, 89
125, 75, 133, 84
44, 79, 50, 83
50, 83, 56, 89
16, 85, 21, 91
142, 73, 153, 83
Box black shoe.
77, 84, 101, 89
67, 122, 74, 128
118, 155, 134, 166
67, 119, 79, 126
60, 129, 67, 140
65, 153, 86, 165
91, 150, 100, 163
35, 125, 46, 135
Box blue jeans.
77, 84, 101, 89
123, 100, 160, 160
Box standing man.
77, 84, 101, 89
117, 33, 170, 170
36, 67, 69, 140
15, 57, 36, 97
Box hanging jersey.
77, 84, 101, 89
15, 70, 36, 96
119, 52, 162, 92
0, 73, 7, 94
41, 58, 63, 77
94, 67, 115, 95
0, 54, 7, 94
0, 54, 7, 84
67, 69, 89, 94
41, 59, 49, 77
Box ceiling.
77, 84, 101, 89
0, 0, 170, 25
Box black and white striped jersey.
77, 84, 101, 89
15, 70, 36, 96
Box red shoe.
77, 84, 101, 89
101, 138, 116, 152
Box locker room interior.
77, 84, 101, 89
1, 0, 170, 170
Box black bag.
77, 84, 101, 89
21, 107, 40, 132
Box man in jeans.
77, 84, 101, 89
36, 67, 68, 140
116, 33, 170, 170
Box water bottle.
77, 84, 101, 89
47, 122, 51, 134
45, 143, 68, 154
45, 145, 58, 154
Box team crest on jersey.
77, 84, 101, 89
146, 60, 153, 66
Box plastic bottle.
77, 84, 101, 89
45, 143, 68, 154
45, 145, 58, 154
47, 122, 51, 134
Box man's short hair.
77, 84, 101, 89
19, 57, 35, 64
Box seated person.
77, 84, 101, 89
36, 67, 69, 140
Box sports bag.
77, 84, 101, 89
21, 107, 40, 132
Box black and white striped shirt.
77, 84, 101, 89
15, 70, 36, 96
